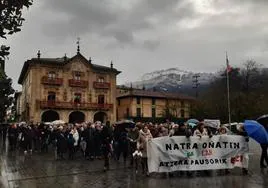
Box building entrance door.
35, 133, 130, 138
69, 111, 85, 123
41, 110, 59, 122
94, 112, 107, 123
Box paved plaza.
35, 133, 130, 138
0, 139, 267, 188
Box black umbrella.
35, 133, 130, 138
115, 120, 135, 129
257, 114, 268, 129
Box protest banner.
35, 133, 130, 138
147, 135, 249, 173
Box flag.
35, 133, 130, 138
226, 53, 232, 73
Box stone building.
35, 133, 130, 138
17, 50, 120, 124
116, 88, 195, 121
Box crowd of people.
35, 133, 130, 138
0, 120, 265, 177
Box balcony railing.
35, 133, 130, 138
93, 81, 110, 89
40, 100, 113, 110
41, 77, 63, 86
69, 79, 88, 88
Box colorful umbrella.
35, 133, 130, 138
244, 120, 268, 144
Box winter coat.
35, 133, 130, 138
72, 130, 79, 147
193, 128, 209, 137
137, 129, 153, 158
57, 131, 68, 153
172, 127, 192, 137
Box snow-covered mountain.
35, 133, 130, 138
126, 68, 218, 96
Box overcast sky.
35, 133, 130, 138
4, 0, 268, 90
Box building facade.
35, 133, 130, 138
116, 88, 195, 121
18, 52, 120, 124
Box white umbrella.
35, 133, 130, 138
19, 122, 27, 126
52, 120, 65, 125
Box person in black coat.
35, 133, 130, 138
21, 125, 33, 154
85, 124, 95, 160
1, 123, 8, 144
56, 126, 68, 160
8, 124, 18, 151
259, 123, 268, 168
101, 124, 112, 171
116, 130, 129, 163
40, 124, 50, 153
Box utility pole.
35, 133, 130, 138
192, 74, 200, 98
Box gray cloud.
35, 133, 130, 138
41, 0, 196, 46
4, 0, 268, 90
143, 40, 160, 50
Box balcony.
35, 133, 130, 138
41, 77, 63, 86
93, 81, 110, 89
39, 100, 113, 110
69, 79, 88, 88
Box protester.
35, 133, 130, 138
85, 123, 95, 160
8, 124, 18, 151
236, 123, 249, 175
137, 125, 153, 176
101, 123, 112, 172
21, 125, 33, 155
56, 126, 68, 160
259, 123, 268, 168
128, 127, 140, 166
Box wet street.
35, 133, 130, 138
0, 139, 267, 188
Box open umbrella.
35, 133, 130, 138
257, 115, 268, 130
186, 119, 199, 125
188, 122, 197, 128
52, 120, 65, 125
244, 120, 268, 144
116, 120, 135, 129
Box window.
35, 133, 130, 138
136, 108, 141, 117
181, 101, 185, 108
48, 71, 56, 79
118, 99, 120, 106
98, 95, 105, 104
152, 108, 156, 118
47, 92, 56, 101
137, 97, 141, 104
152, 98, 156, 105
181, 109, 185, 118
74, 93, 81, 103
74, 72, 81, 80
98, 77, 105, 83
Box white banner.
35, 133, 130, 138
147, 135, 249, 173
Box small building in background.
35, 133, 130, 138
116, 87, 195, 122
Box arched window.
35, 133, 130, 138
48, 71, 56, 79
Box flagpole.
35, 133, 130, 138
226, 52, 231, 125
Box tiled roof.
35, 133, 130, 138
117, 89, 196, 101
18, 53, 121, 84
